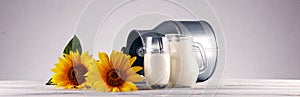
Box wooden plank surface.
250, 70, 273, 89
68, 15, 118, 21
0, 79, 300, 97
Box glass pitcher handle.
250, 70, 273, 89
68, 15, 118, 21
192, 42, 207, 75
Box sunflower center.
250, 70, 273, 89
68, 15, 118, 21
111, 72, 118, 79
67, 64, 88, 86
106, 69, 125, 87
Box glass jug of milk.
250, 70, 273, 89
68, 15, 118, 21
166, 34, 200, 88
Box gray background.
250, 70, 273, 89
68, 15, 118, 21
0, 0, 299, 80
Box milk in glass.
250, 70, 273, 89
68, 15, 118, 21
144, 53, 170, 87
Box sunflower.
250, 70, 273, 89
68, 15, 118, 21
51, 51, 95, 89
85, 50, 144, 92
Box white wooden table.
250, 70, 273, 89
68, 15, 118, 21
1, 79, 300, 97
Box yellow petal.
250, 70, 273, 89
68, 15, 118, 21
51, 68, 62, 73
98, 52, 108, 63
97, 63, 105, 73
98, 52, 110, 67
102, 85, 111, 92
126, 74, 144, 82
120, 58, 131, 71
56, 58, 67, 69
114, 52, 123, 68
129, 57, 136, 67
112, 87, 120, 92
81, 52, 93, 68
57, 81, 68, 87
52, 74, 67, 82
70, 51, 79, 64
125, 68, 136, 76
119, 85, 130, 92
93, 81, 107, 92
85, 74, 100, 84
118, 54, 126, 65
109, 51, 117, 67
80, 52, 86, 61
64, 52, 73, 61
123, 82, 138, 91
131, 66, 142, 73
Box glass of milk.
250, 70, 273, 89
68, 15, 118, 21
166, 34, 200, 88
144, 36, 170, 89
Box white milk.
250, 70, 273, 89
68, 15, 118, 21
168, 41, 199, 87
144, 53, 170, 86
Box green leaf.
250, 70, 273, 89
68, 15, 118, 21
45, 78, 55, 85
63, 35, 82, 54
